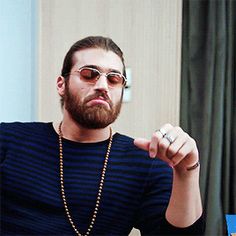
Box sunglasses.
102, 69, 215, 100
69, 67, 127, 88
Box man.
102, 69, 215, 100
0, 36, 204, 235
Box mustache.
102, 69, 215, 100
84, 92, 112, 107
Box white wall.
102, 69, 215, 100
0, 0, 37, 122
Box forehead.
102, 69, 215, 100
72, 48, 123, 72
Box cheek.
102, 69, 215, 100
78, 88, 90, 103
69, 82, 89, 100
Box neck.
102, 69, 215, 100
54, 116, 111, 143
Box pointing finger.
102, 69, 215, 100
134, 138, 150, 152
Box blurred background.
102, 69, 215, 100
0, 0, 235, 235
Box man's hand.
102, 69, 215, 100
134, 124, 203, 228
134, 123, 199, 172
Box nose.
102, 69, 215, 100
93, 74, 109, 92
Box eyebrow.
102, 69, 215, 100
80, 65, 122, 74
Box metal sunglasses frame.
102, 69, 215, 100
70, 66, 127, 87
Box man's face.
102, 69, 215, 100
62, 48, 124, 129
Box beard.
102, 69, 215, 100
63, 84, 122, 129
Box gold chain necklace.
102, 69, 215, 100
58, 122, 113, 236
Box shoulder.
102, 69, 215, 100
0, 122, 55, 163
0, 121, 53, 135
0, 122, 54, 146
113, 132, 147, 155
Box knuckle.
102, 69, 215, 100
162, 123, 172, 130
167, 147, 176, 157
175, 126, 183, 133
166, 123, 173, 129
189, 136, 196, 145
177, 149, 186, 158
192, 138, 197, 145
158, 140, 167, 150
172, 158, 182, 166
183, 133, 189, 140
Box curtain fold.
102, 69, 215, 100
180, 0, 236, 235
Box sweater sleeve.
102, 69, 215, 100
133, 159, 173, 235
134, 159, 205, 235
159, 213, 205, 235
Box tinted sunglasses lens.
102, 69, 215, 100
80, 68, 99, 81
107, 73, 123, 86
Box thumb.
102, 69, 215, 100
134, 138, 150, 152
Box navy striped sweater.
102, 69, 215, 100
0, 122, 204, 235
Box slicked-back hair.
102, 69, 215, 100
61, 36, 126, 78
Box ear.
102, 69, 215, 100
57, 76, 66, 96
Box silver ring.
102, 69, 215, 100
158, 128, 167, 138
164, 134, 175, 144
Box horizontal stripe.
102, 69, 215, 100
0, 122, 173, 235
